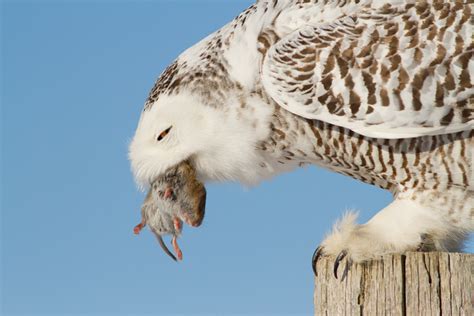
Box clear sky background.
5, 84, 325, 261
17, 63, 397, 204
1, 1, 472, 315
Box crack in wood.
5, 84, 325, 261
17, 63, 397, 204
314, 253, 473, 315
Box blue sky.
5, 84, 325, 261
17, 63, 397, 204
1, 1, 472, 315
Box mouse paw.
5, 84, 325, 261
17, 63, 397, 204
172, 236, 183, 261
173, 217, 183, 232
133, 222, 146, 235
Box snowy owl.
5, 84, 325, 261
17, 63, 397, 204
129, 0, 474, 275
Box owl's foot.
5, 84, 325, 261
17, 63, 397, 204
312, 197, 469, 278
311, 212, 429, 279
312, 233, 442, 279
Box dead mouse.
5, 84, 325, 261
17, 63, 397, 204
133, 161, 206, 261
134, 189, 183, 261
152, 160, 207, 228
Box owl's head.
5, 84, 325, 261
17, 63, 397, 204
128, 92, 213, 189
130, 88, 275, 189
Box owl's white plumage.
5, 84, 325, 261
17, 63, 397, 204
130, 0, 474, 263
130, 91, 275, 188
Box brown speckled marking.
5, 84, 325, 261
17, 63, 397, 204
140, 0, 473, 227
263, 1, 472, 131
258, 81, 472, 196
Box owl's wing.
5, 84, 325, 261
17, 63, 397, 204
261, 3, 473, 139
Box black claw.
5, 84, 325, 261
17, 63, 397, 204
312, 246, 324, 276
340, 259, 352, 282
333, 250, 347, 279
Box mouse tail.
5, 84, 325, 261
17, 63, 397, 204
154, 233, 177, 261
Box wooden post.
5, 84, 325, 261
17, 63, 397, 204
314, 252, 473, 315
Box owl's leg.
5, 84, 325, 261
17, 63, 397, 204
312, 192, 472, 277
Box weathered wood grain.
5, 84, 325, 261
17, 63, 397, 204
314, 252, 473, 315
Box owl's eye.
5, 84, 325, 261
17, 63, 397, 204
157, 126, 172, 141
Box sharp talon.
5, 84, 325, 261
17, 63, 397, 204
334, 250, 347, 279
340, 259, 352, 282
312, 246, 324, 276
